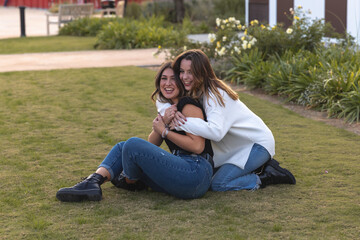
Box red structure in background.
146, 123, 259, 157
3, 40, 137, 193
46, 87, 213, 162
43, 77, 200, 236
0, 0, 144, 9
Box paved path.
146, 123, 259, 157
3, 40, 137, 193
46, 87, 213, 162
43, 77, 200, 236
0, 6, 208, 72
0, 49, 167, 72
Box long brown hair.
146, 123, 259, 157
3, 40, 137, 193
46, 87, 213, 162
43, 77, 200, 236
172, 49, 238, 107
151, 61, 185, 104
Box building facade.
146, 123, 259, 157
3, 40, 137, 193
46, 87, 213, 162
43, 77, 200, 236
245, 0, 360, 43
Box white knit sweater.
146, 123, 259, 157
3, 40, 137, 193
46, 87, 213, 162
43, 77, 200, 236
157, 88, 275, 169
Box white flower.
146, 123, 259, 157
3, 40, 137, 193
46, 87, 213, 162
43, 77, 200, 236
222, 36, 227, 42
183, 46, 187, 51
286, 28, 293, 34
216, 18, 221, 27
218, 47, 226, 56
242, 40, 248, 49
208, 33, 216, 43
249, 37, 257, 45
228, 17, 236, 22
221, 25, 225, 30
235, 20, 240, 25
234, 46, 241, 54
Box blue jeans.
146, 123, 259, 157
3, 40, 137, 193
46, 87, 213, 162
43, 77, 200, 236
211, 143, 270, 191
98, 137, 213, 199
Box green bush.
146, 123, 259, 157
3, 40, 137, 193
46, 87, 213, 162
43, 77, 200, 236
94, 17, 187, 49
59, 17, 112, 36
212, 0, 245, 25
186, 0, 245, 28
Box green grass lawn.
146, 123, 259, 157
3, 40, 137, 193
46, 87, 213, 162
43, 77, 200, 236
0, 67, 359, 239
0, 36, 97, 54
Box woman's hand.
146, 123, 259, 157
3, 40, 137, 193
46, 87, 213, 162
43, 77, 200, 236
152, 114, 166, 135
163, 104, 177, 125
172, 111, 187, 127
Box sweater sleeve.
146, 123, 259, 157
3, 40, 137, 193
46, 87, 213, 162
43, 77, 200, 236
177, 93, 231, 142
156, 100, 172, 115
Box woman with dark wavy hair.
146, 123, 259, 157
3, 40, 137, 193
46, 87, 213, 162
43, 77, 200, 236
56, 61, 214, 201
157, 49, 296, 191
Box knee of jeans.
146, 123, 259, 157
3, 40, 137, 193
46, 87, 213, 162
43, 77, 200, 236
123, 137, 143, 154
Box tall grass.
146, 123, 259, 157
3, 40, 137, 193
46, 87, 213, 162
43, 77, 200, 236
0, 67, 359, 239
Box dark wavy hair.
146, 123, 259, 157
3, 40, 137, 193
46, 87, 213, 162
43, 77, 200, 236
151, 61, 185, 104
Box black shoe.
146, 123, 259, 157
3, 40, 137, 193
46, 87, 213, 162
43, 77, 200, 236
111, 173, 147, 191
56, 173, 107, 202
259, 159, 296, 188
253, 158, 280, 175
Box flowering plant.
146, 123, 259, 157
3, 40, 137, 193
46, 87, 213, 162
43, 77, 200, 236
207, 17, 258, 58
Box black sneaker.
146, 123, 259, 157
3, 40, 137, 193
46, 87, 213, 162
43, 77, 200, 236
111, 173, 147, 191
56, 173, 107, 202
259, 159, 296, 188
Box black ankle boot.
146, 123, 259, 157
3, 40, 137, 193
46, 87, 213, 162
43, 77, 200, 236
111, 173, 147, 191
56, 173, 107, 202
259, 159, 296, 188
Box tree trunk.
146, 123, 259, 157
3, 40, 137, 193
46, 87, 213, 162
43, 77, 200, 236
174, 0, 185, 23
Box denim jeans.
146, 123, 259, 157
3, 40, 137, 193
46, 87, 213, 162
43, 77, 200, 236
98, 137, 213, 199
211, 143, 270, 191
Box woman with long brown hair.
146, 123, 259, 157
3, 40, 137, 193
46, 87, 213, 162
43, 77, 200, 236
157, 49, 295, 191
56, 61, 214, 201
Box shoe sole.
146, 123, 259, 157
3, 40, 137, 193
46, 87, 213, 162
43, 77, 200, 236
56, 189, 102, 202
268, 159, 296, 185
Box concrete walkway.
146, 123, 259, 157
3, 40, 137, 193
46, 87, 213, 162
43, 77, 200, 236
0, 6, 208, 72
0, 7, 167, 72
0, 49, 167, 72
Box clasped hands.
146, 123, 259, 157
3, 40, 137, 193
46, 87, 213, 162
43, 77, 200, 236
152, 104, 186, 135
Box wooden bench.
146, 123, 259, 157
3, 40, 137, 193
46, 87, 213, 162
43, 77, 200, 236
46, 3, 94, 35
101, 1, 125, 18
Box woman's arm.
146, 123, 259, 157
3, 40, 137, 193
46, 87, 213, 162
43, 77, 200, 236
153, 105, 206, 154
166, 104, 205, 154
148, 129, 163, 146
176, 95, 231, 142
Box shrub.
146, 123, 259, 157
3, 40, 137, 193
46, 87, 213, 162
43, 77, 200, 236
186, 0, 245, 28
59, 17, 112, 36
212, 0, 245, 26
329, 90, 360, 123
94, 17, 187, 49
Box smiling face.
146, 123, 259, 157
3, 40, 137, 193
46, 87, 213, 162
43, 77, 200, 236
160, 68, 180, 104
179, 59, 194, 91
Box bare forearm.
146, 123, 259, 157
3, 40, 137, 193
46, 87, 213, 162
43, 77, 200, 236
166, 131, 205, 154
148, 130, 163, 146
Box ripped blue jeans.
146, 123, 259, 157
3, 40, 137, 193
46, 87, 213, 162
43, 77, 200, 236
98, 137, 213, 199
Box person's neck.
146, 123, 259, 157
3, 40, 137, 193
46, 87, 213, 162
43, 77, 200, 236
171, 98, 179, 104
